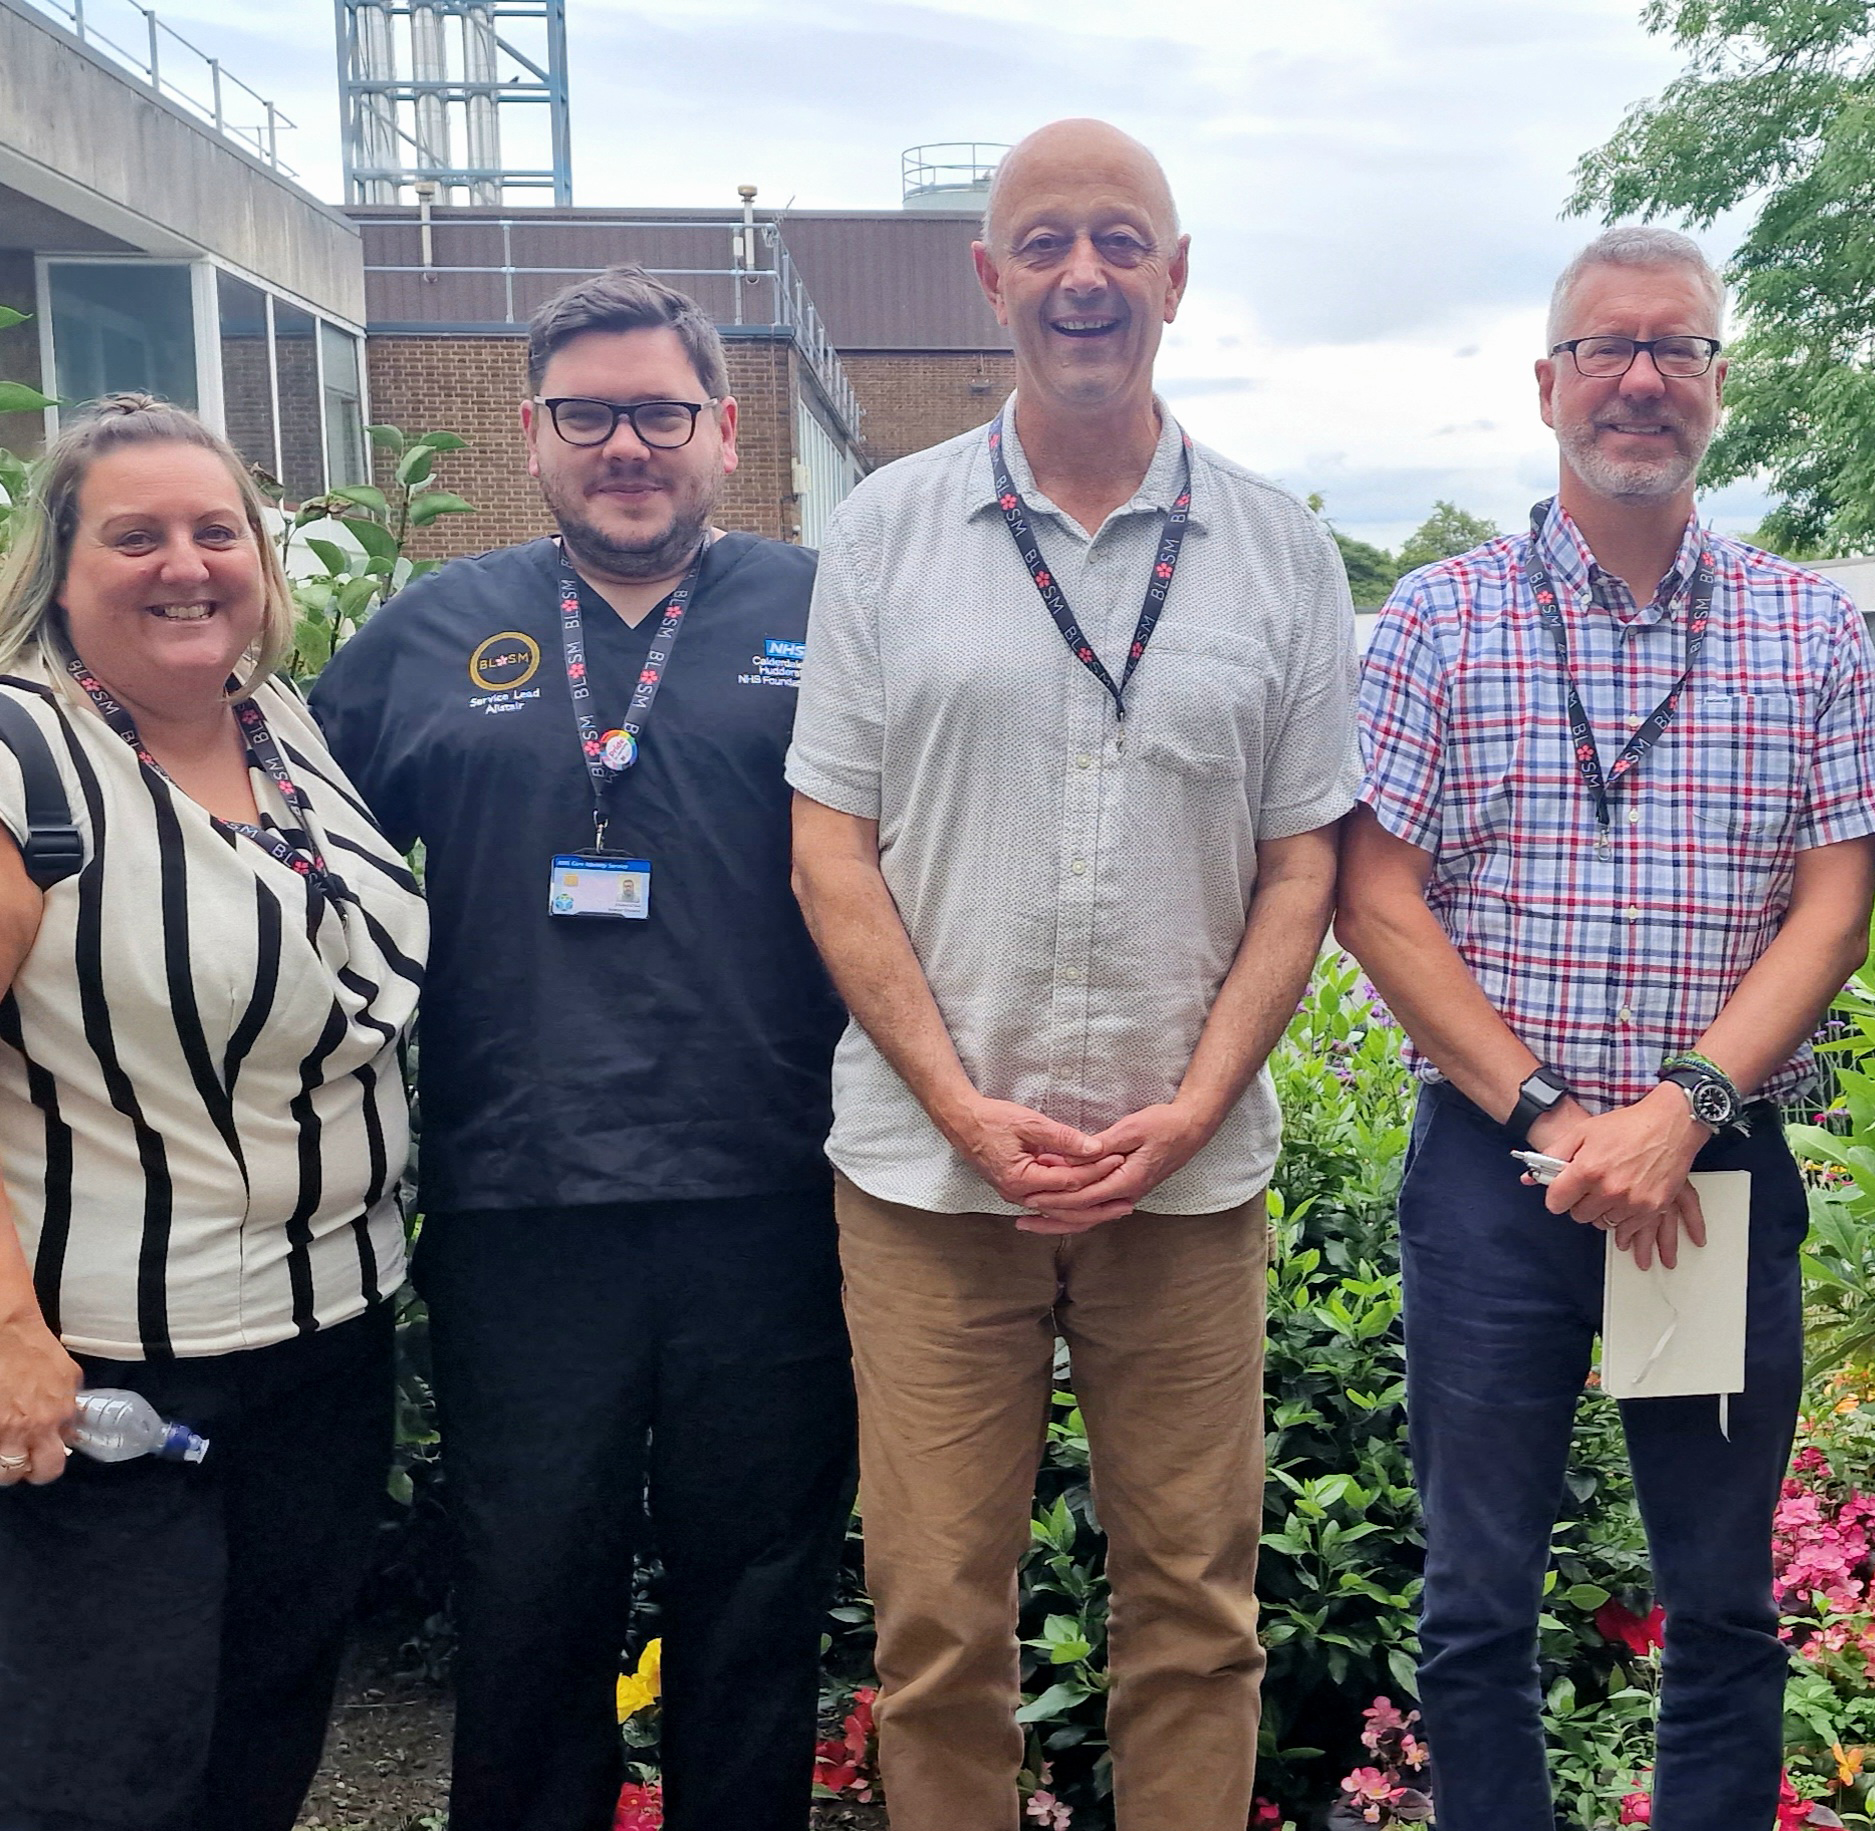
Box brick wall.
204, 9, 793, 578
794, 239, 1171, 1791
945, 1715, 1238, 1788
719, 339, 794, 541
844, 349, 1017, 467
365, 332, 805, 558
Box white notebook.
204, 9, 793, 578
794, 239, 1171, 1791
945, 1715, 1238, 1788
1600, 1170, 1750, 1401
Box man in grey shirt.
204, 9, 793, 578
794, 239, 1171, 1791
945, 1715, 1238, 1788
788, 117, 1359, 1831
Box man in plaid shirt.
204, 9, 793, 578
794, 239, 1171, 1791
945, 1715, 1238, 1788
1340, 226, 1875, 1831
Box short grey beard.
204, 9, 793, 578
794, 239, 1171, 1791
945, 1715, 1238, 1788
1558, 421, 1706, 502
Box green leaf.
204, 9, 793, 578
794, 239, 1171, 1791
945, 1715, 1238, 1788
416, 430, 468, 451
386, 1465, 414, 1505
329, 483, 389, 517
1565, 1583, 1611, 1612
367, 424, 406, 453
396, 445, 435, 487
337, 575, 382, 621
293, 614, 333, 670
305, 538, 354, 578
406, 489, 475, 527
1014, 1682, 1090, 1725
0, 380, 55, 414
339, 515, 399, 561
408, 558, 442, 579
0, 306, 29, 331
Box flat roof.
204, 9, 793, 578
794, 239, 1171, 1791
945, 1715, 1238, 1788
350, 205, 1010, 353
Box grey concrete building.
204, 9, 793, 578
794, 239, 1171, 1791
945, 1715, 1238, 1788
0, 0, 372, 499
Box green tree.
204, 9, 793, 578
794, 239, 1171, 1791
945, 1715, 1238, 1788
1569, 1, 1875, 555
1396, 500, 1500, 574
1308, 492, 1400, 607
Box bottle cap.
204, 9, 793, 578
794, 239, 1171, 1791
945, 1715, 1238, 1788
158, 1422, 210, 1464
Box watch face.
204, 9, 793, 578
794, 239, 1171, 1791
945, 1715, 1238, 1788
1690, 1080, 1735, 1126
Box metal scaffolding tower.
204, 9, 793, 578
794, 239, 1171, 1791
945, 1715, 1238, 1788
336, 0, 571, 206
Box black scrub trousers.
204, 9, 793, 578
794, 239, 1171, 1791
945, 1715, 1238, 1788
417, 1192, 853, 1831
312, 531, 856, 1831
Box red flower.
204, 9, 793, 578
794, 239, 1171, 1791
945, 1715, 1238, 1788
1618, 1790, 1652, 1824
1250, 1801, 1284, 1829
1594, 1598, 1666, 1656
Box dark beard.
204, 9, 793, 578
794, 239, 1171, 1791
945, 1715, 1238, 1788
551, 490, 714, 583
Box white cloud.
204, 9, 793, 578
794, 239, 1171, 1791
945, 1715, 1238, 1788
64, 0, 1771, 544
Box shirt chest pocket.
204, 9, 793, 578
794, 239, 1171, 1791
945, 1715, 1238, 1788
1129, 628, 1273, 783
1686, 691, 1807, 841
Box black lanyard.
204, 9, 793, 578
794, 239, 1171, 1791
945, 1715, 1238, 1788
556, 544, 704, 851
67, 655, 336, 891
1524, 498, 1715, 856
987, 411, 1192, 722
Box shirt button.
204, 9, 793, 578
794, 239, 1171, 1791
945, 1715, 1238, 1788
1626, 905, 1641, 922
1628, 806, 1642, 824
1062, 966, 1082, 982
1075, 754, 1093, 769
1070, 858, 1086, 876
1618, 1005, 1634, 1024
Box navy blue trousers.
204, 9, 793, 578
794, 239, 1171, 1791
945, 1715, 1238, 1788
1398, 1084, 1805, 1831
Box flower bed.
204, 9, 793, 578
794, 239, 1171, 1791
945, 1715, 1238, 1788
605, 950, 1875, 1830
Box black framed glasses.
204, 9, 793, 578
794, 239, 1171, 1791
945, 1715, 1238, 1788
1550, 336, 1723, 379
533, 396, 721, 449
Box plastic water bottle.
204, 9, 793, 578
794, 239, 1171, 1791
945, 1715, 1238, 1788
72, 1390, 210, 1464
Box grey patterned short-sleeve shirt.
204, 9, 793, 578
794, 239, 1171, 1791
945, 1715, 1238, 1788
787, 396, 1360, 1214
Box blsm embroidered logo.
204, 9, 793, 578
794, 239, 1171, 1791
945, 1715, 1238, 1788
469, 630, 541, 691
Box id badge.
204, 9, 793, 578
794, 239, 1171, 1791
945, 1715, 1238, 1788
548, 852, 650, 919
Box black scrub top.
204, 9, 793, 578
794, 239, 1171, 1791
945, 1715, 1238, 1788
310, 533, 844, 1214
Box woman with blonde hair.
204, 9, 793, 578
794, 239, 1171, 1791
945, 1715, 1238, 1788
0, 395, 426, 1831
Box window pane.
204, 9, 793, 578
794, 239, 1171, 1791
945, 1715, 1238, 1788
216, 272, 276, 481
274, 302, 323, 503
320, 322, 366, 488
48, 263, 197, 409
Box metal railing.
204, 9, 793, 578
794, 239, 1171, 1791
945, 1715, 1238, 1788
902, 141, 1007, 204
356, 215, 863, 437
25, 0, 297, 176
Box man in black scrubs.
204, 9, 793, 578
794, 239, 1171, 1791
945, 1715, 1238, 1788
311, 266, 853, 1831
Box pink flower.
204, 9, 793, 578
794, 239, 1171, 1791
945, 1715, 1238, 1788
613, 1780, 663, 1831
1025, 1788, 1072, 1829
1618, 1790, 1652, 1824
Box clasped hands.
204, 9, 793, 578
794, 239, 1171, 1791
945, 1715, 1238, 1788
945, 1094, 1216, 1234
1524, 1083, 1711, 1271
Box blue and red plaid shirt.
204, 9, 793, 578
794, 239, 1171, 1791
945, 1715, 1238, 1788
1357, 500, 1875, 1111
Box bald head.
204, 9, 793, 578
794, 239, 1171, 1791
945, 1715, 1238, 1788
983, 119, 1179, 255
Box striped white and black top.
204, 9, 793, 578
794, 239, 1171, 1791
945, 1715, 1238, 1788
0, 660, 427, 1360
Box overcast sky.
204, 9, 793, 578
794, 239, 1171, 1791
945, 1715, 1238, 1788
100, 0, 1768, 550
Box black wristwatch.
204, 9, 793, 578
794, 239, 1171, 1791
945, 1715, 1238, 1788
1660, 1056, 1742, 1133
1508, 1064, 1572, 1144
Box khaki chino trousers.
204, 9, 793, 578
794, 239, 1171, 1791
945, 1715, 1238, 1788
835, 1173, 1269, 1831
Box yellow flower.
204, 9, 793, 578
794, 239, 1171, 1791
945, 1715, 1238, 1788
615, 1639, 663, 1723
1834, 1743, 1865, 1787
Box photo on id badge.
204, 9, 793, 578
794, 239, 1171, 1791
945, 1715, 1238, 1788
550, 853, 651, 919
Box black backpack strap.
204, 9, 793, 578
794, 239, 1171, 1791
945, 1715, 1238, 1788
0, 694, 83, 888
